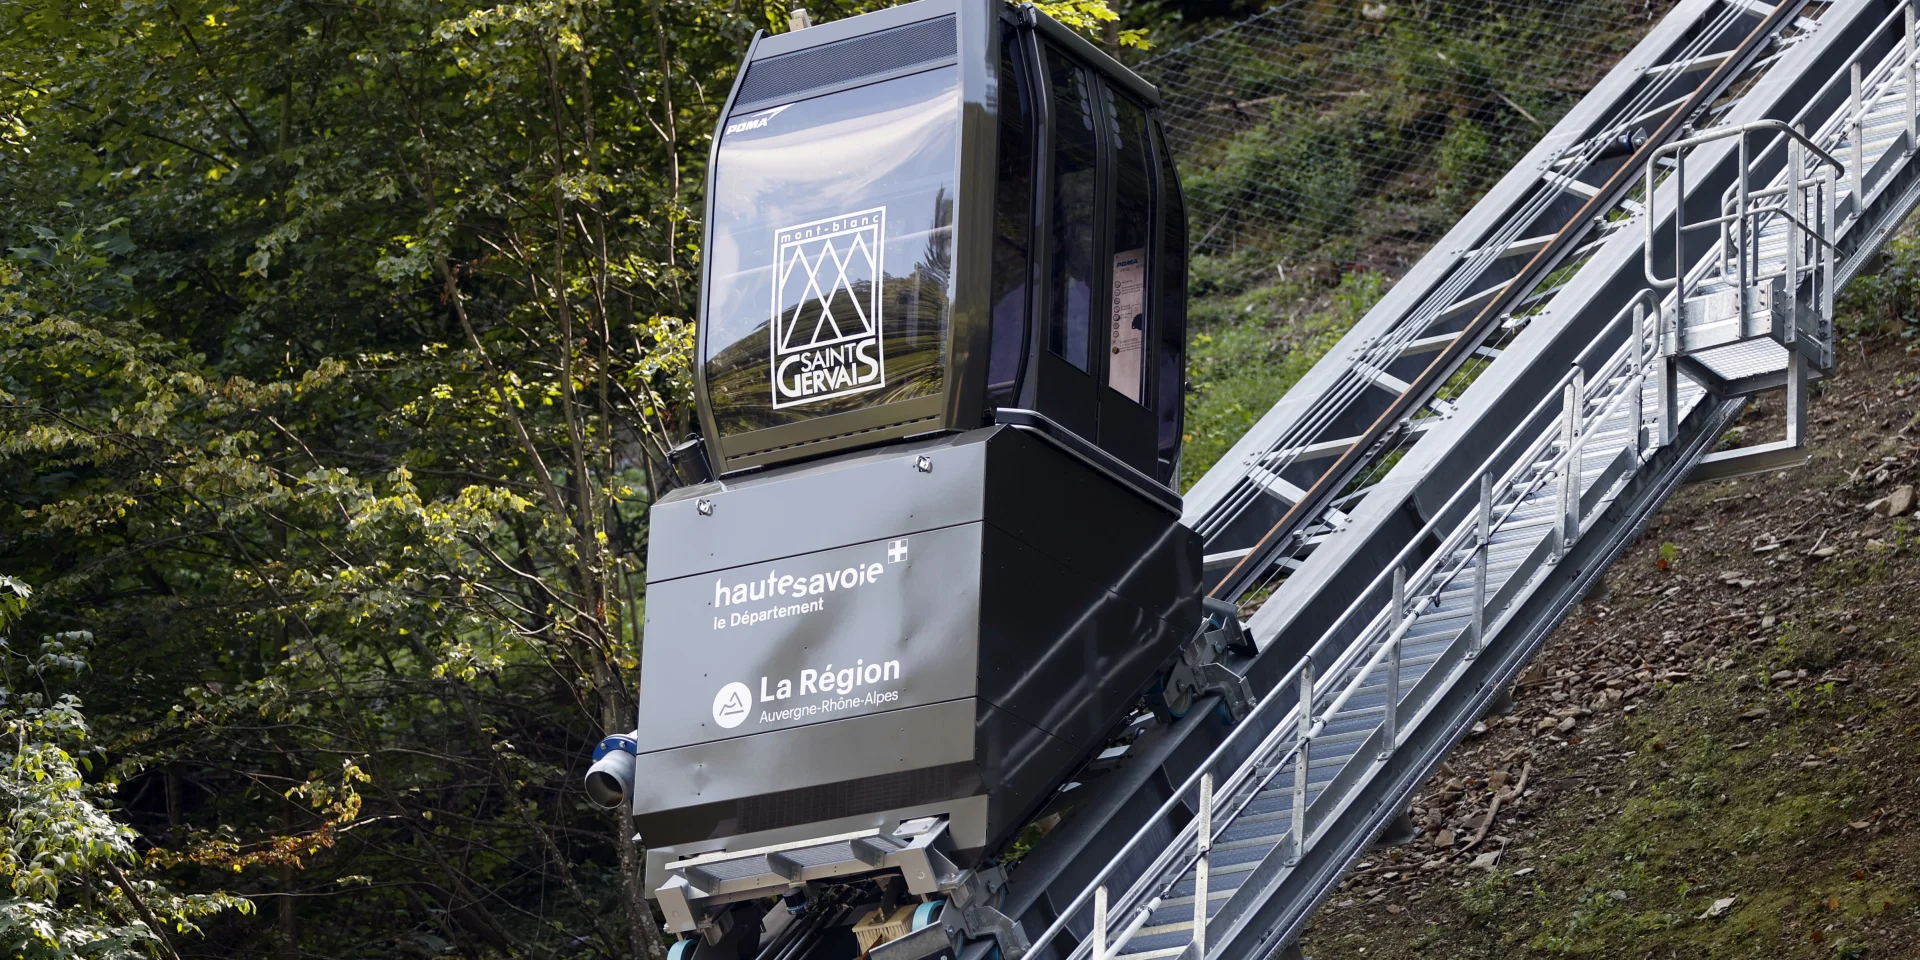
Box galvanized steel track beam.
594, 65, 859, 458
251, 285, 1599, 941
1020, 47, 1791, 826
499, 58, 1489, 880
999, 3, 1920, 960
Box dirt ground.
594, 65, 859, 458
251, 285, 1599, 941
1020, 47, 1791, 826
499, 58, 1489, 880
1298, 339, 1920, 959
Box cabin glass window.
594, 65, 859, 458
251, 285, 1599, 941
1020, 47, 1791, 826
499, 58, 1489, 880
700, 67, 958, 440
1153, 121, 1188, 483
986, 27, 1036, 408
1105, 87, 1154, 404
1044, 50, 1098, 372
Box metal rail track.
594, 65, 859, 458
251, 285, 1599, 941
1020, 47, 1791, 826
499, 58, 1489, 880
988, 1, 1920, 959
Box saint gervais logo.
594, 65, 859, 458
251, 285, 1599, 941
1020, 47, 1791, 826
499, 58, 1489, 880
712, 681, 752, 729
770, 207, 887, 408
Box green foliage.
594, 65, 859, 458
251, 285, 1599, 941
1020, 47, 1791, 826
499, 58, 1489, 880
0, 0, 795, 955
1154, 0, 1648, 487
1159, 0, 1637, 260
1433, 118, 1494, 221
1839, 223, 1920, 339
1037, 0, 1151, 48
1185, 115, 1363, 253
0, 0, 1142, 954
1180, 267, 1385, 485
1, 580, 252, 959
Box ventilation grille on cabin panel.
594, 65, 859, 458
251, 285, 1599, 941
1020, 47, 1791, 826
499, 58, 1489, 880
734, 15, 957, 107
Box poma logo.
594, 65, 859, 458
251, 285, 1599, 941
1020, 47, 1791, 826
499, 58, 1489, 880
723, 104, 790, 137
769, 207, 887, 409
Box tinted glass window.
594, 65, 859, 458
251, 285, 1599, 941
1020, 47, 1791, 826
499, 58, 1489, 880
987, 27, 1036, 407
1106, 88, 1154, 404
1153, 122, 1188, 484
1045, 50, 1098, 372
701, 68, 958, 441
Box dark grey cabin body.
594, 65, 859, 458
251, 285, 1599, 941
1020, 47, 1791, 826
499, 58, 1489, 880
629, 0, 1200, 919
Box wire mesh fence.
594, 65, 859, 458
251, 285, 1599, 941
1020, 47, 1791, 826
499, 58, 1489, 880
1143, 0, 1677, 269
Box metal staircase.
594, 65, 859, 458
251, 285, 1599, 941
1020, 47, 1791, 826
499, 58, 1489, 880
979, 0, 1920, 958
1108, 307, 1712, 960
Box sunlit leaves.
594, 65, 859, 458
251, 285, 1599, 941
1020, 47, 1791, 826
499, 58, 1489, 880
0, 0, 1122, 953
1, 610, 253, 959
1035, 0, 1150, 48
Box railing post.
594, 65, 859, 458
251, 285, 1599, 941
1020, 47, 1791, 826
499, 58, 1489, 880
1191, 774, 1211, 960
1659, 177, 1681, 448
1728, 190, 1743, 274
1658, 344, 1679, 446
1380, 567, 1404, 761
1469, 473, 1490, 660
1675, 150, 1687, 299
1825, 162, 1838, 325
1094, 886, 1109, 960
1788, 348, 1809, 447
1787, 127, 1803, 346
1644, 159, 1665, 288
1570, 366, 1585, 547
1737, 130, 1750, 333
1631, 302, 1647, 457
1853, 61, 1867, 216
1555, 370, 1582, 558
1286, 659, 1313, 866
1554, 385, 1570, 559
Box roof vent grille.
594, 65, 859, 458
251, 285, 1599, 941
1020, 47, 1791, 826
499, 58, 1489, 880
733, 15, 957, 108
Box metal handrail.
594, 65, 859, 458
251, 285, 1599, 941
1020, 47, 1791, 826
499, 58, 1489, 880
1704, 5, 1917, 286
1644, 119, 1844, 291
1082, 313, 1666, 960
1149, 58, 1885, 955
1085, 95, 1859, 944
1188, 52, 1907, 939
1033, 288, 1663, 960
1652, 15, 1920, 361
1062, 11, 1915, 959
1772, 0, 1913, 150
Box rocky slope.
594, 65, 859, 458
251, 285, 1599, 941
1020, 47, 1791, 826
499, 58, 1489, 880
1298, 333, 1920, 958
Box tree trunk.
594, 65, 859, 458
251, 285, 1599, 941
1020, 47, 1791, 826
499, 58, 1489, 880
620, 807, 671, 960
279, 864, 298, 960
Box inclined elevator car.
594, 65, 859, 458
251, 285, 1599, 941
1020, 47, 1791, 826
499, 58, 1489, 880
585, 2, 1237, 956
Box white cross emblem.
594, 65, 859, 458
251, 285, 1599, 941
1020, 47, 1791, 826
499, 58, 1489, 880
888, 539, 909, 563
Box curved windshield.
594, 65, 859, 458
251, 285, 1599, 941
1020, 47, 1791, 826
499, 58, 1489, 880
702, 67, 959, 443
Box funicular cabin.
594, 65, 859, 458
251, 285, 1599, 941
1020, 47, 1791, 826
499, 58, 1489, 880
593, 1, 1211, 946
